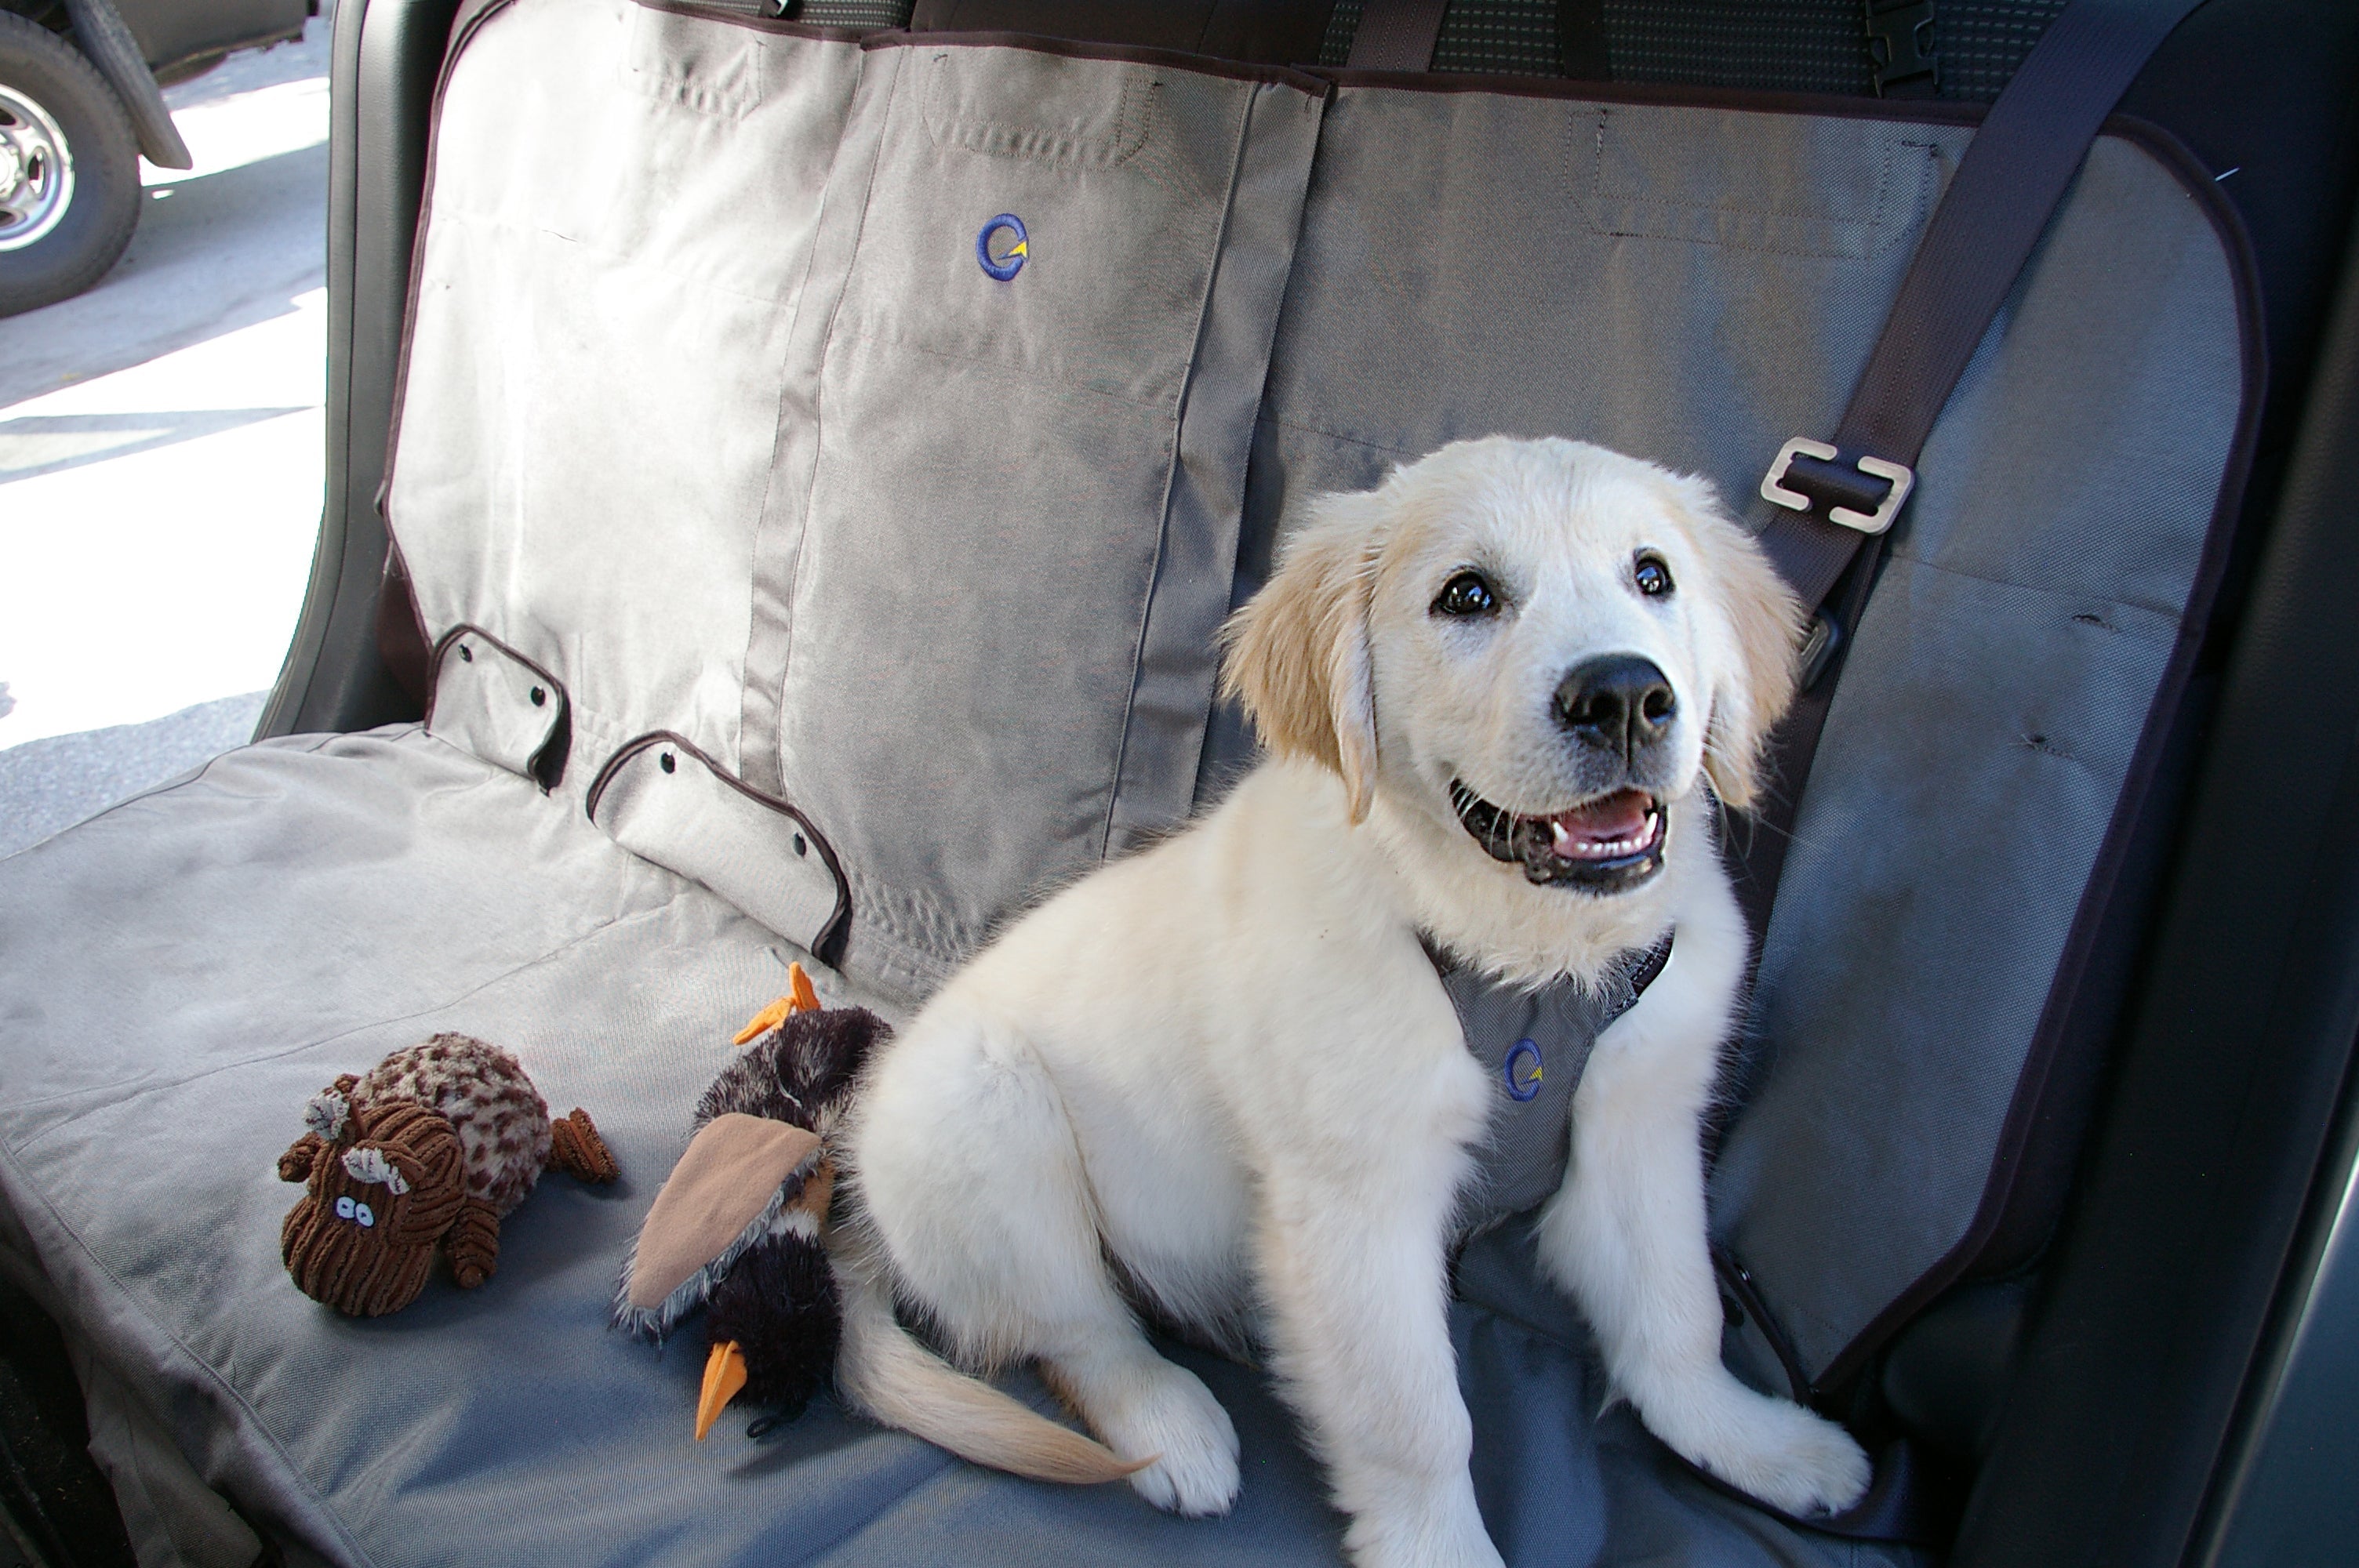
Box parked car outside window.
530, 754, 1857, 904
0, 0, 311, 314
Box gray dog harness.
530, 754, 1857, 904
1428, 936, 1674, 1242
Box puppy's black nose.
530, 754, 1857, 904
1554, 655, 1676, 757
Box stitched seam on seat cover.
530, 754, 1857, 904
921, 58, 1156, 169
423, 209, 789, 310
769, 45, 897, 786
5, 889, 683, 1133
1453, 1287, 1587, 1356
844, 866, 965, 978
0, 731, 343, 867
1587, 117, 1906, 222
1569, 107, 1939, 260
833, 325, 1187, 414
1254, 409, 1418, 456
735, 49, 860, 773
1581, 107, 1932, 223
1098, 83, 1256, 862
1877, 547, 2189, 639
0, 1135, 386, 1568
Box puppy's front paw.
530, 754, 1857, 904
1104, 1363, 1241, 1518
1341, 1483, 1505, 1568
1654, 1381, 1870, 1518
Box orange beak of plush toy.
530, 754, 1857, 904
730, 962, 823, 1045
697, 1339, 751, 1441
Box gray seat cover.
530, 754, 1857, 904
0, 0, 2254, 1556
0, 731, 1913, 1567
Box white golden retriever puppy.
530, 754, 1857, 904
835, 436, 1870, 1566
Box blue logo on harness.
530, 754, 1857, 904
976, 213, 1028, 281
1504, 1039, 1543, 1102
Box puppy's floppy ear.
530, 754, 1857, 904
1674, 477, 1805, 811
1219, 490, 1383, 822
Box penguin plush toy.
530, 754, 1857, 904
613, 965, 889, 1439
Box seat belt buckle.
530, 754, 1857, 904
1761, 437, 1915, 535
1865, 0, 1939, 99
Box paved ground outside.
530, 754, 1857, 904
0, 10, 331, 857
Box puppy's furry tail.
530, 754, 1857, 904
833, 1245, 1146, 1486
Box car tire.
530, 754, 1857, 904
0, 10, 142, 318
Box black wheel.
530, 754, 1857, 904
0, 10, 141, 318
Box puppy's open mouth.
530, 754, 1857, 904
1448, 781, 1667, 892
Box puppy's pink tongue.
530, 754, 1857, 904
1545, 789, 1656, 858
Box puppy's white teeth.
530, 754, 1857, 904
1543, 807, 1662, 862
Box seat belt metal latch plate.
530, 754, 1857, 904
1760, 437, 1915, 535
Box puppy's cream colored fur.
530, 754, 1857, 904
837, 437, 1869, 1567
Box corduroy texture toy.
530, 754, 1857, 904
278, 1034, 619, 1316
614, 964, 888, 1439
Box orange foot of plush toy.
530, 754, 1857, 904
730, 962, 823, 1045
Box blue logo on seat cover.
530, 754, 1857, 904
1504, 1039, 1543, 1102
976, 213, 1028, 281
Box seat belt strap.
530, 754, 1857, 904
1759, 0, 2210, 610
1740, 0, 2208, 929
1346, 0, 1449, 71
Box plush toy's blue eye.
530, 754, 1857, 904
336, 1196, 356, 1219
354, 1203, 375, 1229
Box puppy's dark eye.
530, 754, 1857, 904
1433, 572, 1499, 619
1634, 553, 1675, 598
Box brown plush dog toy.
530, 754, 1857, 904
278, 1034, 618, 1316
